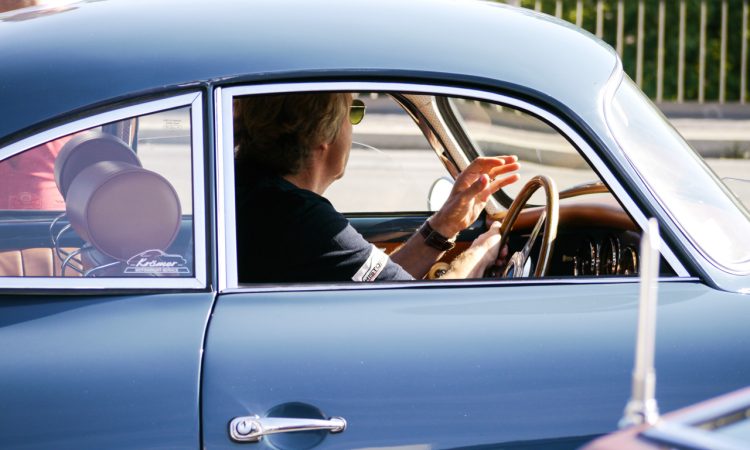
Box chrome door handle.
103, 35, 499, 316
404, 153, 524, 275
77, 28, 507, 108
229, 414, 347, 443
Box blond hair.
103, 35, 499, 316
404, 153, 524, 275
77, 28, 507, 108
234, 93, 349, 175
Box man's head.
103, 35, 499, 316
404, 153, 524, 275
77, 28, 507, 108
234, 93, 350, 176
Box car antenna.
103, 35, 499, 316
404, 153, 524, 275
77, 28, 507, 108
619, 218, 661, 429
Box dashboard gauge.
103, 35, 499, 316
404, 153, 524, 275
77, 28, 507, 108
576, 238, 596, 276
619, 245, 639, 275
599, 236, 620, 275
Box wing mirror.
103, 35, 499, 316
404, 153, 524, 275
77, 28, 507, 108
428, 177, 454, 211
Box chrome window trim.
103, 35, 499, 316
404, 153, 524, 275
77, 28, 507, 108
0, 93, 207, 290
224, 276, 699, 295
215, 87, 237, 290
219, 82, 687, 292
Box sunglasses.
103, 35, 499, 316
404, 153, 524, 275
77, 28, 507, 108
349, 99, 366, 125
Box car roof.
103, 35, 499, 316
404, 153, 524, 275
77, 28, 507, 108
0, 0, 618, 145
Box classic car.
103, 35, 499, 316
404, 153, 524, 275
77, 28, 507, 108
0, 0, 748, 449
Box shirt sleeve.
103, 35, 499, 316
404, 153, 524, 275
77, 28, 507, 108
351, 243, 414, 282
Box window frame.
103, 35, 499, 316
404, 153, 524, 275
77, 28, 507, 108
0, 92, 207, 290
217, 82, 689, 293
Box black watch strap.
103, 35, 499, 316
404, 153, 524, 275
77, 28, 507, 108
419, 221, 456, 251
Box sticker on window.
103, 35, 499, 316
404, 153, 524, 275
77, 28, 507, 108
125, 249, 190, 275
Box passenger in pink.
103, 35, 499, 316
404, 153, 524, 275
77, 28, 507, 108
0, 135, 73, 210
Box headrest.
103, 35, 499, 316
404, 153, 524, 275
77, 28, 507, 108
65, 160, 182, 261
55, 131, 141, 199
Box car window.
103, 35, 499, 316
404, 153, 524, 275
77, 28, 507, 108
607, 78, 750, 274
0, 106, 195, 278
325, 94, 451, 213
448, 97, 603, 205
228, 87, 658, 287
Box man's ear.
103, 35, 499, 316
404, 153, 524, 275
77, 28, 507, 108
312, 141, 330, 160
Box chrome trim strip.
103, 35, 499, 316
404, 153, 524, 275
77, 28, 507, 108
0, 93, 208, 290
190, 95, 209, 288
215, 87, 238, 292
224, 276, 698, 295
220, 81, 689, 291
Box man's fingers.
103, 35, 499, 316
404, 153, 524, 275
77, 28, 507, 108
488, 161, 521, 178
469, 155, 518, 170
489, 173, 521, 192
466, 173, 490, 196
473, 221, 502, 252
468, 172, 520, 202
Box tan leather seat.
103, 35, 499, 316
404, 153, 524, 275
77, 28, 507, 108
0, 247, 81, 277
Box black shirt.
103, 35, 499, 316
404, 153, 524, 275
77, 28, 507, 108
236, 166, 413, 283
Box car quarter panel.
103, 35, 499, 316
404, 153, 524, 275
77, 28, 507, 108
202, 282, 750, 449
0, 292, 213, 449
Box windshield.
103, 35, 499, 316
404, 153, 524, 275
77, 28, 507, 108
606, 77, 750, 274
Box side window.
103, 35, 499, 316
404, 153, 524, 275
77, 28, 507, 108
0, 106, 194, 278
325, 94, 451, 212
449, 98, 602, 204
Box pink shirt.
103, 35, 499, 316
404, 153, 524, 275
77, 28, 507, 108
0, 136, 72, 210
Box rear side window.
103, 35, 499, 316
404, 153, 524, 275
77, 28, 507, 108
0, 106, 196, 279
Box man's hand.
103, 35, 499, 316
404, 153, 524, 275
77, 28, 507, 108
429, 156, 520, 238
442, 221, 505, 279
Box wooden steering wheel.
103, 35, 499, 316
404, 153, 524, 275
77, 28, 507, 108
496, 175, 559, 277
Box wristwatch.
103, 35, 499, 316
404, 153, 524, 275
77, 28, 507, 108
419, 220, 456, 251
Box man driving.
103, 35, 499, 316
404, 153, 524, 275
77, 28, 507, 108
234, 93, 520, 283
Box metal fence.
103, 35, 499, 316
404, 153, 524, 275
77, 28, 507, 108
503, 0, 750, 105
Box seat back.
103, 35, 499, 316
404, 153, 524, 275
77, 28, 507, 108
53, 132, 182, 276
0, 247, 81, 277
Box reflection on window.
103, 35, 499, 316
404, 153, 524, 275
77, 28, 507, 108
0, 107, 194, 278
607, 78, 750, 274
449, 98, 598, 204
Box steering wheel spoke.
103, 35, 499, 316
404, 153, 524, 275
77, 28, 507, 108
496, 175, 559, 278
503, 209, 547, 277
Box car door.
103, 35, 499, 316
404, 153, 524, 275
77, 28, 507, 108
201, 83, 750, 449
0, 93, 214, 449
202, 281, 750, 449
